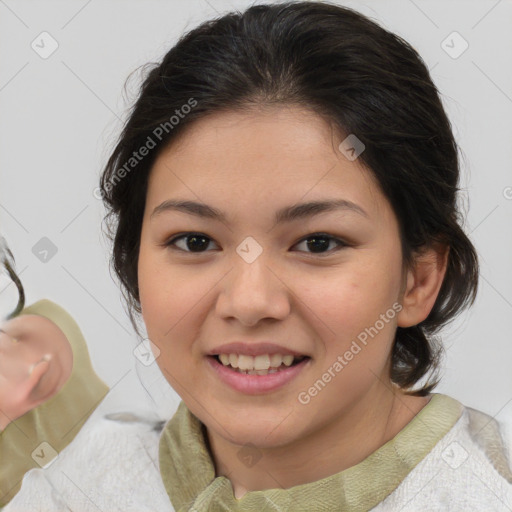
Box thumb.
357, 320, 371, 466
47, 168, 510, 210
27, 354, 53, 403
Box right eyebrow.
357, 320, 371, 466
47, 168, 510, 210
150, 198, 369, 224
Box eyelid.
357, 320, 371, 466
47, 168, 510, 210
293, 232, 350, 255
162, 232, 220, 251
163, 231, 351, 256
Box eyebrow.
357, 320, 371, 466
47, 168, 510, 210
150, 198, 368, 224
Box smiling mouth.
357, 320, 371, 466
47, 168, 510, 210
211, 353, 310, 375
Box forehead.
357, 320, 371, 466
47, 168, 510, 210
157, 106, 342, 170
147, 107, 387, 221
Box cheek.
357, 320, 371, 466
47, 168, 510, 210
297, 260, 401, 336
138, 251, 209, 371
295, 262, 401, 398
138, 249, 184, 340
139, 274, 188, 340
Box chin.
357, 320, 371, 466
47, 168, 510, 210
209, 411, 302, 449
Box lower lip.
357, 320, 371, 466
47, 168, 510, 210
206, 356, 311, 394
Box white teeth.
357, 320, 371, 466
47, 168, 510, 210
229, 354, 238, 368
215, 353, 305, 373
254, 354, 270, 370
282, 355, 294, 366
269, 354, 283, 367
238, 355, 253, 371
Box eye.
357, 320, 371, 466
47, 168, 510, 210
164, 232, 349, 256
292, 232, 349, 256
164, 232, 219, 253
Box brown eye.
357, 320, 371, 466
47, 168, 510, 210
165, 233, 217, 253
293, 233, 348, 256
163, 231, 349, 256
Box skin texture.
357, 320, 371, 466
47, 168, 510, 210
0, 314, 73, 430
138, 106, 448, 497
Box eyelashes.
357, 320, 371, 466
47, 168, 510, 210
163, 232, 350, 257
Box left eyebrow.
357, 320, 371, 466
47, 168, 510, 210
150, 198, 369, 224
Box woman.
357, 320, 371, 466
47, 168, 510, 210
6, 1, 512, 510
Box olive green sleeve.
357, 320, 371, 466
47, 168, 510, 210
0, 299, 110, 506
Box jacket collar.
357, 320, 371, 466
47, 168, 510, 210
159, 393, 463, 511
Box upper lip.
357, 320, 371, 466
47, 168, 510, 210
208, 342, 308, 357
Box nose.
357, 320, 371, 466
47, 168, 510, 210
215, 251, 291, 327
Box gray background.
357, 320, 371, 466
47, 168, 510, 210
1, 0, 511, 424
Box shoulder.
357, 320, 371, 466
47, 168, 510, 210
373, 397, 512, 511
4, 409, 173, 511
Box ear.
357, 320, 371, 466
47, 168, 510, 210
397, 243, 449, 328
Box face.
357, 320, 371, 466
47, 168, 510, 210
138, 106, 406, 448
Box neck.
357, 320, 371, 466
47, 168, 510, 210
206, 381, 429, 498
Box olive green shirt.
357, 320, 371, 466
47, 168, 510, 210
159, 394, 464, 511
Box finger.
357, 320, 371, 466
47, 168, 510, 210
27, 354, 52, 378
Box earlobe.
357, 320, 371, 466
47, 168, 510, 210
397, 244, 449, 328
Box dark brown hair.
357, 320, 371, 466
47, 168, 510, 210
99, 1, 479, 395
0, 236, 25, 319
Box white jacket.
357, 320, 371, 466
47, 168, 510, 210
4, 407, 173, 512
5, 399, 512, 511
